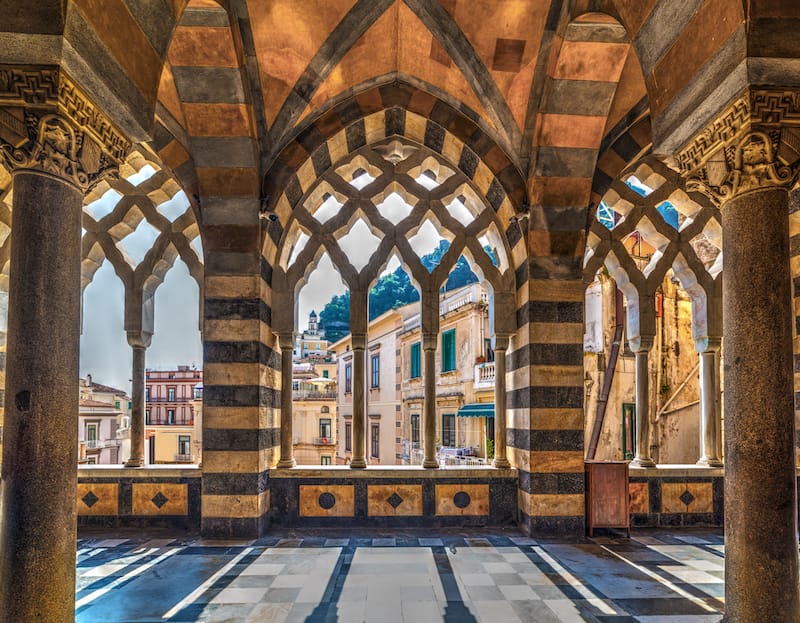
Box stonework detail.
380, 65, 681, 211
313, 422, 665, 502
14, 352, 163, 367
676, 89, 800, 204
0, 65, 130, 171
0, 113, 115, 190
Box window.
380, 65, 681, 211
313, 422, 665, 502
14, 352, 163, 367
319, 418, 332, 440
410, 342, 421, 378
167, 409, 175, 425
371, 354, 380, 388
442, 328, 456, 372
86, 457, 97, 465
86, 423, 98, 447
442, 413, 456, 447
622, 403, 636, 460
115, 401, 120, 409
321, 405, 330, 414
321, 455, 331, 465
145, 409, 151, 424
145, 387, 150, 402
371, 424, 380, 459
345, 422, 352, 452
322, 369, 329, 378
345, 363, 352, 393
167, 387, 176, 402
178, 435, 191, 456
411, 413, 420, 444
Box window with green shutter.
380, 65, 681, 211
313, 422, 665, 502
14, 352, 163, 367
442, 328, 456, 372
410, 342, 421, 378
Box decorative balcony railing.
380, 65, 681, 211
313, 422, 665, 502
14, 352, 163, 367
312, 437, 334, 446
173, 454, 195, 463
474, 361, 495, 388
293, 390, 337, 400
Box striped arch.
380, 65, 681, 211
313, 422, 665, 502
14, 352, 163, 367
514, 11, 644, 535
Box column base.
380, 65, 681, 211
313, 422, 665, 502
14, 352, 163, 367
349, 459, 367, 469
276, 458, 296, 469
697, 457, 723, 468
493, 458, 511, 469
124, 458, 144, 468
422, 459, 439, 469
630, 457, 656, 468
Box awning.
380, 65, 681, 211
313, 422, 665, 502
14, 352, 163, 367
457, 403, 495, 418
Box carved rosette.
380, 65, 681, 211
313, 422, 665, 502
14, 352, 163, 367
0, 65, 129, 191
676, 89, 800, 206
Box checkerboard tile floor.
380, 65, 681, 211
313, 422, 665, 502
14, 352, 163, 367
75, 529, 724, 622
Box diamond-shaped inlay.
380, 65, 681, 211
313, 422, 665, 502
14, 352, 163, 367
151, 492, 169, 509
82, 491, 99, 508
387, 492, 404, 509
679, 489, 695, 507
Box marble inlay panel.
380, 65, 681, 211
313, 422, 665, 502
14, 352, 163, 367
132, 483, 188, 516
435, 484, 489, 516
367, 484, 423, 516
77, 483, 118, 516
299, 484, 354, 517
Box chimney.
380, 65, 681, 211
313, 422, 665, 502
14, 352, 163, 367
87, 373, 92, 386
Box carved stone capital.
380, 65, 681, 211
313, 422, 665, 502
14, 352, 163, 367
0, 112, 117, 190
0, 65, 130, 190
676, 89, 800, 205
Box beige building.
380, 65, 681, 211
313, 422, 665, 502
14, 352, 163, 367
398, 283, 495, 464
291, 362, 337, 465
330, 309, 402, 465
145, 366, 202, 464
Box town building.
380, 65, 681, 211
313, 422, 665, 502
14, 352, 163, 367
145, 366, 202, 464
398, 283, 496, 465
293, 310, 329, 362
78, 375, 131, 465
291, 362, 337, 465
330, 309, 402, 465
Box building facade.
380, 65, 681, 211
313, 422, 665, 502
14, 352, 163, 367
291, 362, 337, 465
145, 366, 202, 464
78, 375, 131, 465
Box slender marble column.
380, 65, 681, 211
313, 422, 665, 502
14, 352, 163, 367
721, 186, 798, 623
422, 333, 439, 468
350, 333, 367, 468
492, 335, 510, 468
124, 335, 149, 467
696, 338, 722, 467
276, 332, 296, 468
630, 336, 656, 467
0, 168, 83, 622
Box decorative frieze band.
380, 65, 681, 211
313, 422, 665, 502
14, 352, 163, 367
676, 89, 800, 204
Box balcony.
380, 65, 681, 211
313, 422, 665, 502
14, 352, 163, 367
83, 439, 121, 450
474, 361, 495, 388
173, 454, 195, 463
293, 390, 336, 400
312, 437, 334, 446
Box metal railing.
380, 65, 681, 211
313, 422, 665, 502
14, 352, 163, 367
173, 454, 195, 463
83, 439, 121, 450
312, 437, 334, 446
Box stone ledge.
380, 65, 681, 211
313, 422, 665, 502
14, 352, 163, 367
629, 464, 724, 478
269, 465, 518, 479
78, 465, 201, 479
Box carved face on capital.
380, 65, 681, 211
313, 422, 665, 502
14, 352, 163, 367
740, 135, 768, 167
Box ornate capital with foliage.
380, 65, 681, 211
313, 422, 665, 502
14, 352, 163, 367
675, 89, 800, 205
0, 65, 129, 190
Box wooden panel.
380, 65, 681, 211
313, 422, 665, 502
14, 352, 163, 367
585, 461, 629, 535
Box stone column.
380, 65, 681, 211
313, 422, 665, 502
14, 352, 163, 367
125, 334, 150, 467
679, 118, 800, 623
492, 335, 510, 468
630, 335, 656, 467
696, 338, 722, 467
350, 332, 367, 468
0, 115, 95, 622
422, 333, 438, 468
277, 332, 296, 468
722, 184, 797, 622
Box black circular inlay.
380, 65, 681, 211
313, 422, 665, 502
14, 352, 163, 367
318, 492, 336, 509
453, 491, 471, 509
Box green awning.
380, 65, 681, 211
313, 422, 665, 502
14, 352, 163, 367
457, 403, 495, 418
